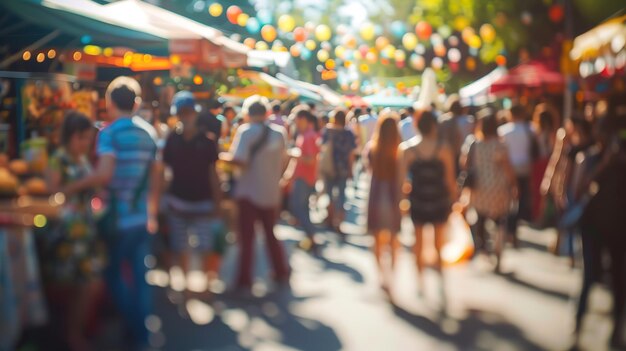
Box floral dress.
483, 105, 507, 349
40, 150, 104, 284
470, 139, 513, 220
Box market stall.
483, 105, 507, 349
362, 91, 413, 108
489, 61, 565, 96
459, 66, 507, 106
222, 70, 296, 102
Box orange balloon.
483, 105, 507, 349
243, 37, 256, 49
375, 36, 390, 51
226, 6, 242, 24
415, 21, 432, 40
294, 27, 306, 42
261, 25, 277, 42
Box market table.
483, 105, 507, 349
0, 196, 59, 351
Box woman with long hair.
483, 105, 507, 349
364, 111, 402, 292
401, 111, 457, 303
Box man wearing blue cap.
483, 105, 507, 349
162, 91, 224, 293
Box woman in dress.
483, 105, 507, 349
364, 111, 402, 291
400, 111, 456, 300
44, 111, 105, 351
460, 109, 517, 271
320, 109, 357, 235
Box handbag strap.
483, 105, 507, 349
248, 124, 271, 163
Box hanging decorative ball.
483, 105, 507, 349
315, 24, 332, 42
549, 4, 565, 23
294, 27, 307, 42
243, 38, 257, 49
278, 14, 296, 32
325, 59, 336, 70
305, 40, 317, 51
479, 24, 496, 44
415, 21, 432, 41
261, 25, 277, 42
208, 3, 223, 17
391, 21, 406, 39
237, 13, 249, 27
495, 54, 507, 66
317, 49, 330, 62
402, 33, 418, 51
246, 17, 261, 34
255, 41, 269, 51
226, 6, 242, 24
375, 36, 390, 51
447, 48, 461, 63
360, 22, 375, 41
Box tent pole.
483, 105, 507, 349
0, 30, 61, 69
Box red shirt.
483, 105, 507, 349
293, 129, 320, 186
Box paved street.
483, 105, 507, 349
143, 182, 615, 351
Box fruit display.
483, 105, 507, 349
8, 159, 29, 176
0, 168, 19, 197
24, 178, 48, 196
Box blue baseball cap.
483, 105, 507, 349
170, 91, 200, 115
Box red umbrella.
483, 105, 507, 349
489, 61, 564, 95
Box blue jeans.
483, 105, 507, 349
104, 227, 152, 347
290, 179, 315, 236
325, 177, 348, 212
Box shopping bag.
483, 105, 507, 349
442, 211, 475, 266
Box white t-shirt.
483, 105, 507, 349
498, 121, 532, 176
230, 122, 287, 208
358, 114, 378, 145
399, 117, 418, 142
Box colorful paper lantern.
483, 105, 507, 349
360, 23, 375, 41
278, 14, 296, 32
325, 59, 336, 70
468, 35, 482, 49
294, 27, 306, 42
402, 33, 418, 51
289, 45, 301, 57
394, 50, 406, 62
434, 44, 447, 57
237, 13, 249, 27
335, 46, 346, 59
391, 21, 406, 39
261, 25, 277, 42
317, 49, 330, 62
549, 4, 564, 23
447, 48, 461, 63
257, 9, 272, 26
301, 48, 312, 60
255, 41, 269, 51
366, 51, 377, 64
226, 6, 242, 24
243, 37, 257, 49
479, 24, 496, 44
315, 25, 332, 42
415, 21, 432, 41
438, 25, 452, 39
208, 3, 223, 17
305, 40, 317, 51
466, 57, 476, 71
462, 27, 476, 44
375, 36, 390, 51
246, 17, 261, 34
382, 44, 396, 59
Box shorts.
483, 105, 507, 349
168, 214, 215, 253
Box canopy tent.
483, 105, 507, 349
276, 73, 344, 106
102, 0, 249, 69
362, 92, 413, 108
570, 14, 626, 61
222, 71, 295, 101
2, 0, 250, 69
2, 0, 168, 53
489, 61, 564, 95
459, 67, 507, 106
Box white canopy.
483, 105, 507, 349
459, 66, 507, 106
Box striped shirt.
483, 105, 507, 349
97, 116, 158, 230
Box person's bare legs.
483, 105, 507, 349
390, 233, 400, 271
494, 222, 505, 273
434, 223, 447, 309
414, 225, 425, 296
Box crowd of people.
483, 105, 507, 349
32, 75, 626, 350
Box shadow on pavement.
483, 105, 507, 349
497, 271, 573, 301
391, 304, 545, 351
155, 282, 342, 351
